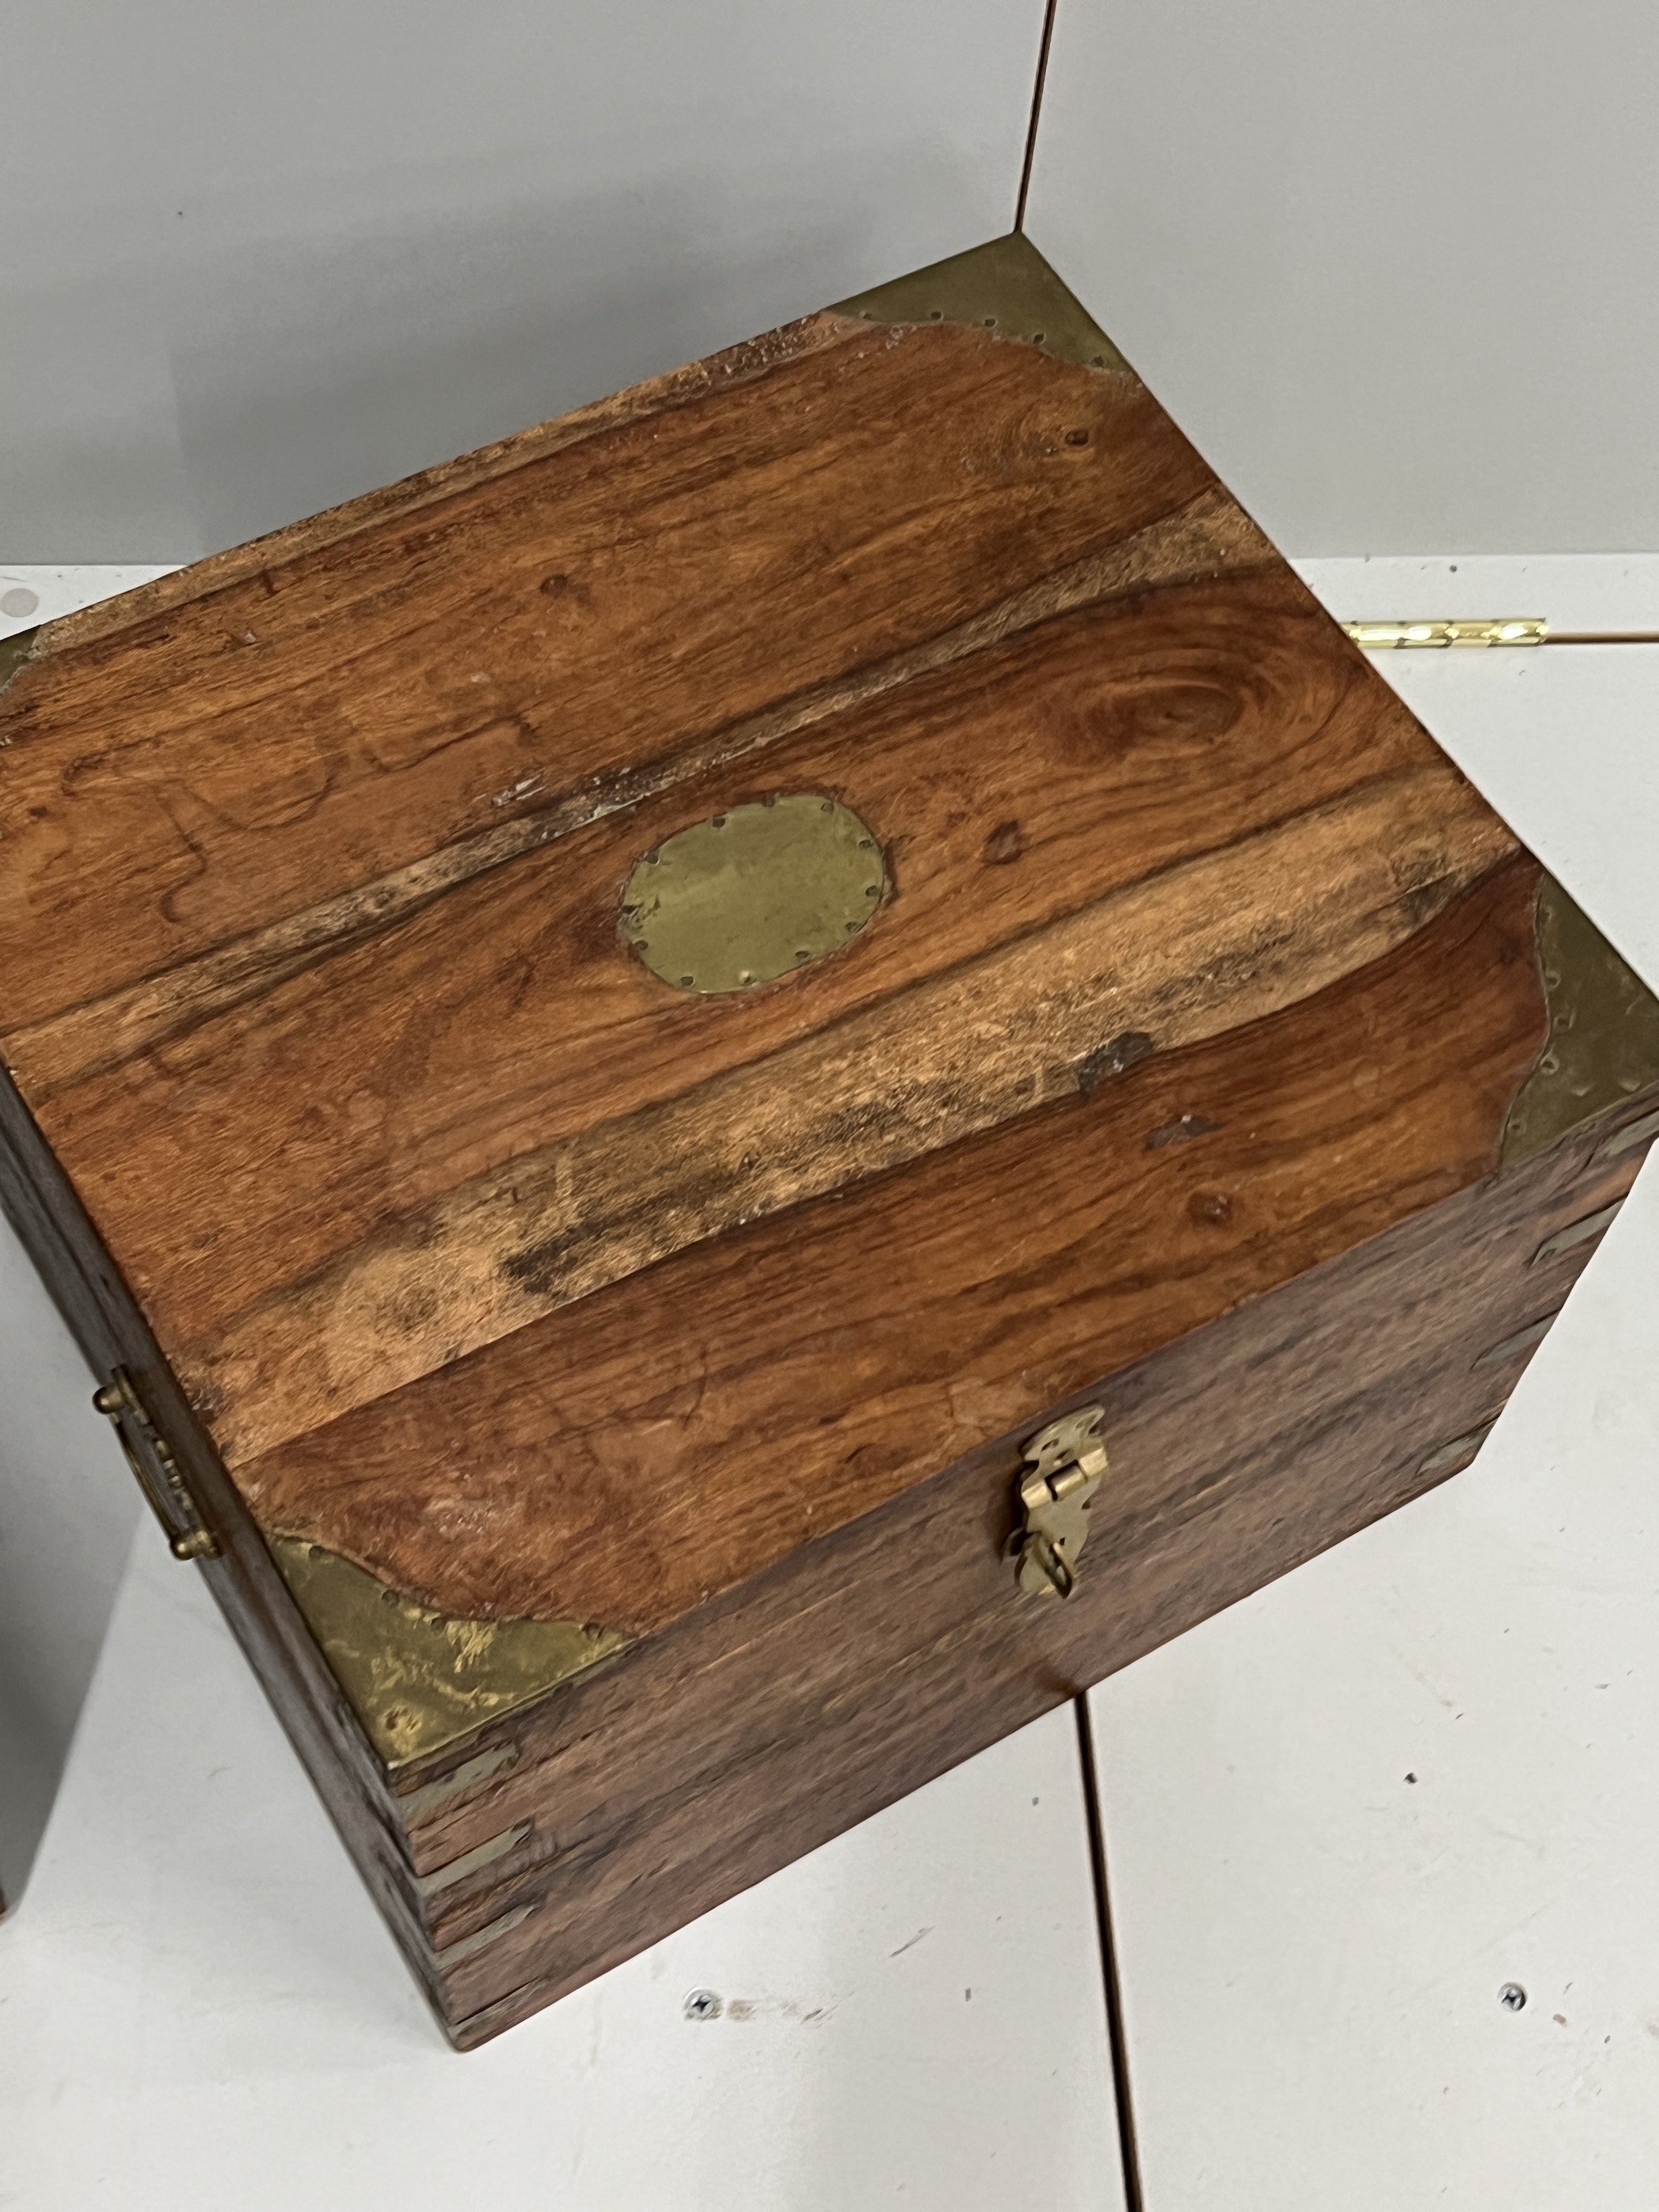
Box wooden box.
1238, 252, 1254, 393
3, 237, 1656, 2047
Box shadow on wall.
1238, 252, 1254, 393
2, 145, 990, 562
0, 1213, 141, 1915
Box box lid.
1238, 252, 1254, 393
0, 238, 1535, 1760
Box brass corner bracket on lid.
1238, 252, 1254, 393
1501, 878, 1659, 1165
833, 231, 1130, 374
0, 626, 37, 694
269, 1537, 631, 1767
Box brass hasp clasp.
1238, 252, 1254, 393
1006, 1405, 1108, 1600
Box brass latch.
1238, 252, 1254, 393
93, 1366, 218, 1561
1006, 1405, 1108, 1600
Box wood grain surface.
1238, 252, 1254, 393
28, 559, 1371, 1327
0, 319, 1214, 1036
6, 490, 1266, 1102
167, 750, 1510, 1462
0, 307, 1519, 1491
404, 1085, 1658, 2045
238, 856, 1548, 1634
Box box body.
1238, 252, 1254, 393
2, 237, 1656, 2045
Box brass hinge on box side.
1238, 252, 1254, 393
94, 1366, 218, 1560
1006, 1405, 1108, 1600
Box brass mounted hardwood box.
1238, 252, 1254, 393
3, 237, 1656, 2046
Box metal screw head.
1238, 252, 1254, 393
1499, 1982, 1527, 2012
683, 1988, 723, 2022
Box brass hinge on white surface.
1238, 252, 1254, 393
94, 1366, 218, 1561
1345, 618, 1659, 649
1006, 1405, 1108, 1600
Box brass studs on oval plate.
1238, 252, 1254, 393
1006, 1405, 1108, 1599
620, 794, 886, 995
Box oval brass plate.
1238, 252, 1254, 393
621, 794, 886, 994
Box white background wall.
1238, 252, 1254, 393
0, 0, 1042, 559
6, 2, 1659, 562
1026, 0, 1659, 555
